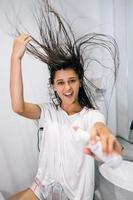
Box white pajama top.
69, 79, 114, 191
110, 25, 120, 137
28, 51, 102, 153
31, 103, 105, 200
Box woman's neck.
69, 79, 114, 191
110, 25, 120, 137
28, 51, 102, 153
61, 102, 82, 115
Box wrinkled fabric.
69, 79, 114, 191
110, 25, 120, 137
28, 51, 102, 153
31, 178, 69, 200
31, 103, 105, 200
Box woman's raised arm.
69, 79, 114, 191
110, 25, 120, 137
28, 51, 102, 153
10, 34, 41, 119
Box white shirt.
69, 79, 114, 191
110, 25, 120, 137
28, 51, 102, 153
34, 103, 105, 200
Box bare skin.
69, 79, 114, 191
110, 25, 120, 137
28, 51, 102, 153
9, 33, 123, 199
10, 33, 41, 119
7, 189, 38, 200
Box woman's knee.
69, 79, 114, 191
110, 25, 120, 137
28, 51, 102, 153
7, 189, 38, 200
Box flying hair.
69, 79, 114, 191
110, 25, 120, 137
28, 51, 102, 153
15, 0, 120, 115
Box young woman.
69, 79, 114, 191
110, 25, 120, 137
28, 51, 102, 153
8, 1, 122, 200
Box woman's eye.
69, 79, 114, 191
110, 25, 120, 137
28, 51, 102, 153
57, 82, 64, 85
70, 79, 76, 83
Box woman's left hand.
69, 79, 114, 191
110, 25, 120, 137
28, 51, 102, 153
84, 122, 123, 157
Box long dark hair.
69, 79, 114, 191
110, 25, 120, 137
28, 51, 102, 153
21, 0, 119, 111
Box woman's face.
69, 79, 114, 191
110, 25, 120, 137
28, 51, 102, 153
53, 68, 81, 106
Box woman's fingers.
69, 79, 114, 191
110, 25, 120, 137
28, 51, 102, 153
12, 33, 32, 59
106, 135, 123, 155
114, 140, 124, 155
90, 123, 109, 153
23, 34, 32, 43
90, 122, 123, 156
17, 33, 32, 44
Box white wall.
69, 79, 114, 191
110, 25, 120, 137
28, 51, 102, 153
0, 0, 118, 197
126, 1, 133, 131
0, 0, 49, 196
113, 0, 133, 138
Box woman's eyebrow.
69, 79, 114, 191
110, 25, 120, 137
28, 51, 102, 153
56, 77, 76, 81
55, 76, 77, 83
56, 79, 63, 82
69, 77, 77, 79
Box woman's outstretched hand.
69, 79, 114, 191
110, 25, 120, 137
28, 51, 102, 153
11, 33, 32, 60
84, 122, 123, 157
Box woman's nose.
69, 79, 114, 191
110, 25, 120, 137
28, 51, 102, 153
64, 82, 71, 90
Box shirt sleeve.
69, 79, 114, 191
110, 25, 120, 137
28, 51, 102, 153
33, 103, 45, 128
91, 110, 105, 125
86, 109, 105, 134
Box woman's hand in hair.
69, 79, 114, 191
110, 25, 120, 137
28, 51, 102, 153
84, 122, 123, 157
11, 33, 32, 60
